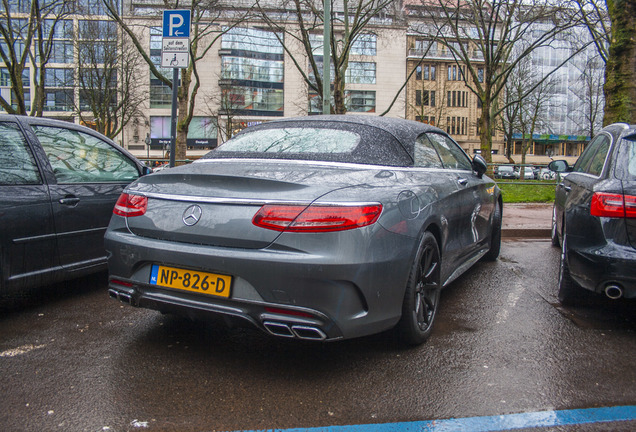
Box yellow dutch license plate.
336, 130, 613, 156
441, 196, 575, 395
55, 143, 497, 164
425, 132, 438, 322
150, 265, 232, 298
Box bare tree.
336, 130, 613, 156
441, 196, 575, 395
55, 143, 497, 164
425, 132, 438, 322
570, 0, 610, 63
568, 56, 604, 137
517, 74, 557, 175
255, 0, 396, 114
0, 0, 71, 115
410, 0, 586, 165
73, 19, 146, 138
603, 0, 636, 124
102, 0, 250, 162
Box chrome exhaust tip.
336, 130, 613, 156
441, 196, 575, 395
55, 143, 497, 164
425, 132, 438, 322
108, 288, 132, 304
291, 325, 327, 341
605, 284, 623, 300
263, 321, 295, 338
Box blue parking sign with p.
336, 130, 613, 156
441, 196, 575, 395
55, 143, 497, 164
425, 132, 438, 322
162, 10, 191, 38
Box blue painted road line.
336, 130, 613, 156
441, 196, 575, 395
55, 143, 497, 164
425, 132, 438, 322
234, 405, 636, 432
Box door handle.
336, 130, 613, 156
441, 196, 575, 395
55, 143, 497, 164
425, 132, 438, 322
458, 178, 468, 186
59, 196, 80, 206
559, 183, 571, 192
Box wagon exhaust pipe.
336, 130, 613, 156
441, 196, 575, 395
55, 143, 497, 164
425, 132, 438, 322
604, 284, 623, 300
263, 321, 327, 340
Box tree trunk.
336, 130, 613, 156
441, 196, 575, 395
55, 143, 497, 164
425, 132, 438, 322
604, 0, 636, 124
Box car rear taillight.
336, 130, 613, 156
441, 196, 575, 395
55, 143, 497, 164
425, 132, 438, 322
113, 193, 147, 217
591, 192, 636, 218
252, 204, 382, 232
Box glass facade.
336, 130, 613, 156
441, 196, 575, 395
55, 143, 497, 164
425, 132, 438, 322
220, 27, 284, 116
149, 27, 173, 109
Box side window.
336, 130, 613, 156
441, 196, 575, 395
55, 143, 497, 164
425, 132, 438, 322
426, 133, 473, 171
32, 125, 140, 183
0, 122, 42, 185
573, 135, 606, 174
586, 136, 610, 176
414, 134, 443, 168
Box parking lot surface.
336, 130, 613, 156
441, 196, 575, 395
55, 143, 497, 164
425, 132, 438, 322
1, 239, 634, 431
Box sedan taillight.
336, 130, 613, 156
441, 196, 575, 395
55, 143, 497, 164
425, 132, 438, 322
590, 192, 636, 218
252, 204, 382, 232
113, 193, 148, 217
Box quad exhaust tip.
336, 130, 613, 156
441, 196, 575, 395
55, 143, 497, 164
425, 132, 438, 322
604, 284, 623, 300
263, 321, 327, 341
108, 288, 132, 304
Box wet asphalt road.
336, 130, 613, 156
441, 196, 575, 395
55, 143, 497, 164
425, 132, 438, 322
1, 240, 635, 432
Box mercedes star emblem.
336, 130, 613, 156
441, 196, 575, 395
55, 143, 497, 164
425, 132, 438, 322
182, 205, 202, 226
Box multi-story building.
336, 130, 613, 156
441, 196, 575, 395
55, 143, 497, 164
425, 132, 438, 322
1, 0, 595, 165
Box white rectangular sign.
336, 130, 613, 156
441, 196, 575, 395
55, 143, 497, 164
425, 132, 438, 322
162, 37, 189, 53
161, 52, 189, 68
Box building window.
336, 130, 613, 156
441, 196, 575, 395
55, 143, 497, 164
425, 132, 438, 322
416, 115, 435, 126
149, 27, 174, 108
221, 57, 283, 83
223, 87, 284, 115
351, 34, 377, 56
346, 62, 376, 84
416, 90, 435, 107
221, 27, 284, 116
416, 64, 436, 81
346, 90, 375, 113
478, 68, 484, 83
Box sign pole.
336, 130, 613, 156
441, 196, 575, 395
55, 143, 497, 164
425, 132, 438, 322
169, 67, 178, 168
161, 9, 191, 168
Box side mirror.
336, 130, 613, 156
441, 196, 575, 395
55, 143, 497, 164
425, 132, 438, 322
547, 160, 570, 173
472, 154, 488, 178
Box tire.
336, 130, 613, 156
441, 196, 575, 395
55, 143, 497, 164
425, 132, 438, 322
398, 232, 441, 345
482, 201, 502, 262
557, 234, 579, 305
551, 206, 560, 247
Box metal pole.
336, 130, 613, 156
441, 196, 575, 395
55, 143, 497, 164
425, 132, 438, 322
322, 0, 331, 115
169, 67, 178, 167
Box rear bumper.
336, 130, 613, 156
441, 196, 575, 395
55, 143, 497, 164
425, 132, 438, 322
567, 242, 636, 299
104, 225, 413, 341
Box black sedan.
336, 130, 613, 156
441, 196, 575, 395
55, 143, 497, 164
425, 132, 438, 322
0, 115, 150, 292
550, 123, 636, 304
105, 115, 502, 345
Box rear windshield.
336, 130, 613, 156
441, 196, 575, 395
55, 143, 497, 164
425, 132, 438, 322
203, 123, 413, 166
217, 128, 360, 154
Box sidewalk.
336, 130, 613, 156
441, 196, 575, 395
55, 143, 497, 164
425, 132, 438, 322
502, 202, 553, 239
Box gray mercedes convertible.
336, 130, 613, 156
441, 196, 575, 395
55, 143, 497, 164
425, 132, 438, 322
105, 115, 502, 345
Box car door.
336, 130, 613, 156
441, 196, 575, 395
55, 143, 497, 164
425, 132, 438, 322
425, 133, 495, 257
29, 123, 142, 270
559, 133, 612, 246
0, 120, 57, 289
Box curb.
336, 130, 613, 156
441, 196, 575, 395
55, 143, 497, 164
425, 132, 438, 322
502, 228, 551, 239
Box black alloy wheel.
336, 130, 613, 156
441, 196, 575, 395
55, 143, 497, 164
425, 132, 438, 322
398, 232, 441, 345
551, 206, 560, 247
483, 201, 502, 261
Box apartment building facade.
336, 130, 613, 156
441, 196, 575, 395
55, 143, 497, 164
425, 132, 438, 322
2, 0, 588, 165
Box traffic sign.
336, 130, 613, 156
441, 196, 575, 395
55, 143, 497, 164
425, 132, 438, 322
162, 10, 191, 38
161, 52, 189, 69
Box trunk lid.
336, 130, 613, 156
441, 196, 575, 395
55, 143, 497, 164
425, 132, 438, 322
124, 159, 383, 249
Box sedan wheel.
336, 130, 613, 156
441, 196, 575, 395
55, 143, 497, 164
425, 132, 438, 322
551, 206, 560, 247
398, 232, 441, 345
482, 201, 501, 261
